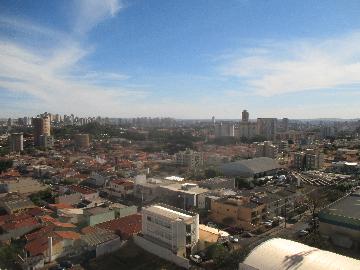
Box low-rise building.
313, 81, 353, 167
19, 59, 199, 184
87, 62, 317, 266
255, 141, 278, 159
0, 177, 47, 195
141, 204, 199, 257
319, 191, 360, 249
210, 195, 267, 230
83, 206, 115, 226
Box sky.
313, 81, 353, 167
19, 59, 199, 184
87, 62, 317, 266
1, 0, 360, 119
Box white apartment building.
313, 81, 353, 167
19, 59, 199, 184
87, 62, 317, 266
142, 204, 199, 257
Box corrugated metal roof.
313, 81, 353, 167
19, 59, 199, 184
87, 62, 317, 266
243, 238, 360, 270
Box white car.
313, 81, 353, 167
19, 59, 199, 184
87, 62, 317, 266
297, 229, 309, 237
229, 236, 239, 243
190, 254, 202, 264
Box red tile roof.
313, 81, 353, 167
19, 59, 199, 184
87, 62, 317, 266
96, 214, 141, 240
2, 217, 39, 231
69, 185, 97, 195
55, 231, 80, 240
41, 215, 76, 228
111, 179, 134, 186
25, 234, 61, 256
25, 225, 55, 241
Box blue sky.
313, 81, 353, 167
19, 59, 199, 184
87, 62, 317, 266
1, 0, 360, 119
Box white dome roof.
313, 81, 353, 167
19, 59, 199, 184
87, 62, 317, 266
242, 238, 360, 270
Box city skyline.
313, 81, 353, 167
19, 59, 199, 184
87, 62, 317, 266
1, 0, 360, 118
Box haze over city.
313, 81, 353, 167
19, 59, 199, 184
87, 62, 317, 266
1, 0, 360, 118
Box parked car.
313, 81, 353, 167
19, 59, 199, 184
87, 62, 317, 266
207, 222, 218, 228
49, 265, 65, 270
190, 254, 202, 264
59, 261, 73, 269
229, 235, 239, 243
297, 229, 309, 237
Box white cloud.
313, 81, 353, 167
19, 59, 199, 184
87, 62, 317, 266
0, 6, 145, 117
73, 0, 123, 34
220, 32, 360, 96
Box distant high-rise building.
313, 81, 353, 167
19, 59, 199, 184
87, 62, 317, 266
212, 116, 215, 124
74, 134, 90, 149
257, 118, 277, 141
9, 133, 23, 153
215, 122, 235, 138
242, 110, 249, 122
282, 118, 289, 132
32, 117, 51, 147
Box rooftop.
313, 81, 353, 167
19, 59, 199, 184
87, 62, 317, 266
144, 204, 194, 221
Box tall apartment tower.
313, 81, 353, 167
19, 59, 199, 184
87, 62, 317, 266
242, 110, 249, 122
32, 117, 51, 146
10, 133, 23, 153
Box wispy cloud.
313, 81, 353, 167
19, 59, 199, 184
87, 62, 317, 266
220, 32, 360, 96
73, 0, 123, 34
0, 0, 146, 116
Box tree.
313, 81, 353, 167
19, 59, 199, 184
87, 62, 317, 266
222, 217, 236, 226
206, 244, 228, 266
204, 168, 219, 178
304, 189, 327, 218
0, 159, 13, 173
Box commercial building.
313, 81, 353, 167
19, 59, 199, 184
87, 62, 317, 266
239, 238, 360, 270
141, 204, 199, 257
219, 157, 280, 179
74, 133, 90, 150
319, 191, 360, 249
255, 141, 278, 159
158, 183, 209, 209
175, 149, 203, 169
32, 117, 51, 147
9, 133, 23, 153
210, 195, 266, 230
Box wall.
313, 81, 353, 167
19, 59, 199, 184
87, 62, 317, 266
96, 237, 123, 257
56, 192, 82, 205
134, 235, 190, 269
88, 210, 115, 226
116, 205, 137, 218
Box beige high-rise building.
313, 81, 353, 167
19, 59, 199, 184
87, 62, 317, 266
9, 133, 23, 153
32, 117, 50, 146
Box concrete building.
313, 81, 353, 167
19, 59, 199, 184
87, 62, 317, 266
242, 110, 249, 122
9, 133, 23, 153
255, 141, 278, 159
32, 117, 50, 147
210, 195, 267, 230
0, 177, 47, 195
215, 122, 235, 138
257, 118, 277, 141
39, 134, 54, 149
74, 134, 90, 150
175, 149, 203, 169
141, 204, 199, 257
83, 206, 115, 226
237, 121, 259, 139
293, 149, 324, 170
159, 183, 209, 209
319, 191, 360, 249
